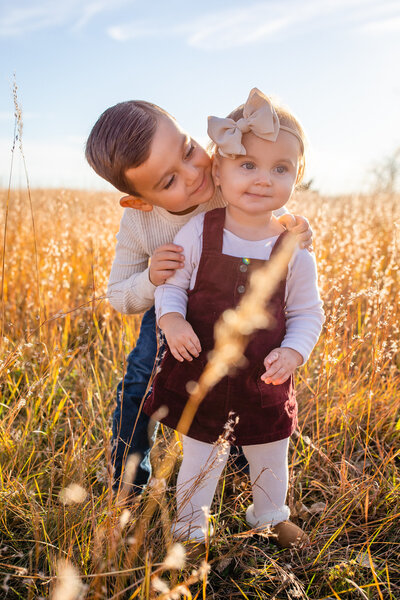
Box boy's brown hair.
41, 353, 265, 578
85, 100, 171, 195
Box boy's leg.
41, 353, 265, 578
242, 438, 290, 527
112, 306, 160, 495
229, 445, 249, 475
174, 437, 230, 542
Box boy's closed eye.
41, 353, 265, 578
164, 176, 175, 190
164, 141, 196, 190
185, 142, 195, 159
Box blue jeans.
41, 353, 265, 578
112, 307, 160, 494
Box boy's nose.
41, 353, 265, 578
183, 162, 199, 185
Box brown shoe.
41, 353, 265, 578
270, 521, 310, 548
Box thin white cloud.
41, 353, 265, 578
72, 0, 121, 31
107, 21, 159, 42
3, 0, 398, 42
107, 0, 400, 50
1, 1, 79, 36
0, 0, 133, 37
106, 4, 298, 48
185, 8, 295, 50
357, 15, 400, 33
351, 0, 400, 21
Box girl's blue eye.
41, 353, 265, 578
275, 165, 288, 174
164, 175, 175, 189
242, 162, 255, 170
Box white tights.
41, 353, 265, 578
173, 435, 290, 542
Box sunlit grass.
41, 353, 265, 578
0, 188, 399, 599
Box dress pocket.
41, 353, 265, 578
257, 373, 295, 408
164, 352, 208, 397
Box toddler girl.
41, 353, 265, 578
144, 88, 324, 548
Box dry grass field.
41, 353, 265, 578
0, 187, 399, 599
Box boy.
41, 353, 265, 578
85, 100, 312, 496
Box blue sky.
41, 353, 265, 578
1, 0, 400, 194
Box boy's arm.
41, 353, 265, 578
149, 244, 184, 286
107, 209, 162, 314
107, 253, 154, 315
276, 210, 313, 250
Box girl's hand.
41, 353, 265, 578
158, 313, 202, 362
277, 214, 313, 251
261, 347, 303, 385
149, 244, 185, 286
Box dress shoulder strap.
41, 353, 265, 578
202, 207, 225, 253
269, 229, 292, 282
270, 229, 291, 257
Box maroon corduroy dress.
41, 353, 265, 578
144, 207, 297, 445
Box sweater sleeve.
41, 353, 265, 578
107, 210, 157, 314
281, 249, 325, 364
154, 216, 203, 323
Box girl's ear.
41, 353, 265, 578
119, 195, 153, 212
211, 155, 221, 186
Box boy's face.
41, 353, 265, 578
123, 116, 214, 214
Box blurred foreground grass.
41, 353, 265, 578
0, 188, 399, 599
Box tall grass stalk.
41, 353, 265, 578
0, 81, 18, 344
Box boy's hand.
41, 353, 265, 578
261, 347, 303, 385
159, 313, 202, 362
277, 214, 313, 251
149, 244, 185, 286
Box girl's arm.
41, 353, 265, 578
261, 249, 324, 384
155, 215, 204, 361
282, 248, 324, 363
158, 312, 201, 362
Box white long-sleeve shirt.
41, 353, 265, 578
107, 195, 288, 314
155, 212, 324, 364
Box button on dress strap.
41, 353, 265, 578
202, 207, 226, 254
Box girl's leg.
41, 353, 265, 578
243, 438, 290, 527
174, 436, 230, 542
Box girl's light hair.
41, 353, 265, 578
209, 97, 307, 185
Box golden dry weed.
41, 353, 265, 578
0, 187, 399, 599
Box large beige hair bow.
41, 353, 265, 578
208, 87, 301, 158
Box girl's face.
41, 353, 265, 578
212, 130, 301, 216
123, 116, 214, 214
